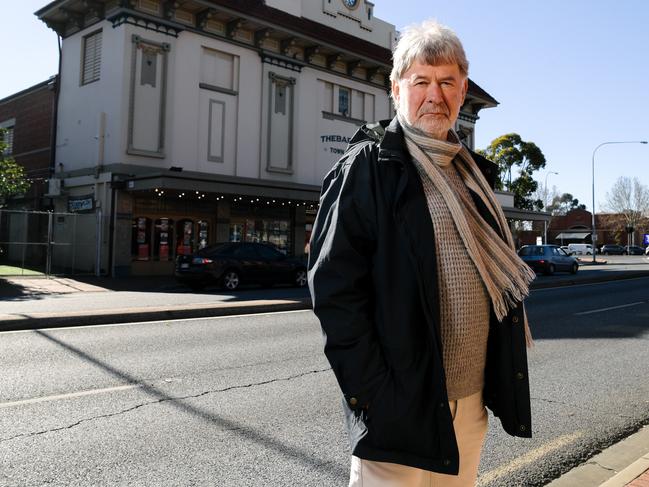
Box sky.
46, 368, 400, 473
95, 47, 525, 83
2, 0, 649, 211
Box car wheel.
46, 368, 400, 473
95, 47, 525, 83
545, 263, 555, 276
571, 263, 578, 274
222, 270, 240, 291
294, 268, 307, 287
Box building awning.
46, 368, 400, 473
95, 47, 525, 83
503, 207, 552, 222
555, 232, 591, 240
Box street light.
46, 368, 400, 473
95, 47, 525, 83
591, 140, 648, 263
544, 171, 558, 244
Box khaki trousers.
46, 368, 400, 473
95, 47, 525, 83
349, 390, 488, 487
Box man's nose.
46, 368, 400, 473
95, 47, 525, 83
425, 83, 444, 103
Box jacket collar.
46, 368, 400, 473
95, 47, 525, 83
351, 116, 498, 187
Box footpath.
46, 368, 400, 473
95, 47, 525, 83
1, 263, 649, 486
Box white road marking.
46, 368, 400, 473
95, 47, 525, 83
0, 309, 314, 334
574, 301, 645, 316
0, 384, 142, 409
476, 431, 584, 486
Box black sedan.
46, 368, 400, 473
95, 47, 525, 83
600, 244, 625, 255
624, 245, 644, 255
175, 242, 307, 291
517, 245, 579, 275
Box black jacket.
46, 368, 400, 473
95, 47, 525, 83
307, 117, 531, 475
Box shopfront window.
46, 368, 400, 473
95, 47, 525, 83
176, 219, 194, 256
230, 223, 243, 242
132, 217, 151, 261
197, 220, 209, 249
230, 218, 290, 254
153, 218, 174, 261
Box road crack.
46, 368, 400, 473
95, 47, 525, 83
0, 367, 332, 444
531, 396, 638, 420
585, 460, 617, 473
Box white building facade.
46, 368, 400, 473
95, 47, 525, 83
37, 0, 497, 276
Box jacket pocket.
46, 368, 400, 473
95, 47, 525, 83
364, 369, 439, 456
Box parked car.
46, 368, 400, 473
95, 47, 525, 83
599, 244, 626, 255
624, 245, 644, 255
559, 245, 574, 255
175, 242, 308, 291
517, 245, 579, 275
560, 245, 574, 255
567, 243, 593, 255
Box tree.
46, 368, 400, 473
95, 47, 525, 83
478, 133, 546, 210
603, 176, 649, 244
533, 183, 559, 211
0, 128, 30, 205
546, 193, 587, 216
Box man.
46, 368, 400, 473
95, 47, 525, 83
308, 19, 535, 486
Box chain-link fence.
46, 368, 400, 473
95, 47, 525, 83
0, 209, 102, 277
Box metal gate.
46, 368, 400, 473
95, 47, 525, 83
0, 209, 103, 277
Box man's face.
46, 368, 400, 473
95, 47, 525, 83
391, 61, 468, 140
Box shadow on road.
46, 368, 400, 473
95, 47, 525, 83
32, 329, 346, 480
529, 303, 649, 340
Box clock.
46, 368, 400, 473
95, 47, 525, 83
342, 0, 359, 9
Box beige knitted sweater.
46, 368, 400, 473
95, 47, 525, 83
413, 141, 490, 401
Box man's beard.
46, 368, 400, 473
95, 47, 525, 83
412, 103, 451, 139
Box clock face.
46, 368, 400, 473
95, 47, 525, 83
342, 0, 359, 9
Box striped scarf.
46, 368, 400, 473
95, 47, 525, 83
398, 115, 535, 344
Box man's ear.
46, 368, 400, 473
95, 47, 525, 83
391, 79, 400, 105
461, 77, 468, 104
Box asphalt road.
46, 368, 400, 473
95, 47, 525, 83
1, 277, 648, 486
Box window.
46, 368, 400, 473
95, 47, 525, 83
200, 47, 238, 93
81, 30, 102, 85
338, 87, 350, 116
322, 82, 333, 113
256, 244, 282, 261
0, 124, 14, 156
132, 217, 152, 261
267, 72, 295, 173
197, 220, 209, 249
176, 219, 194, 255
153, 218, 174, 261
233, 244, 259, 259
320, 81, 375, 123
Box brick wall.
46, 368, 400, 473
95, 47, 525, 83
0, 77, 57, 208
533, 208, 649, 247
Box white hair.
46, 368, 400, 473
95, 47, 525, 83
390, 19, 469, 83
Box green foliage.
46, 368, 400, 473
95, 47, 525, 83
546, 193, 587, 216
477, 133, 546, 210
0, 128, 30, 202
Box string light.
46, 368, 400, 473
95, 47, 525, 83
147, 188, 318, 210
